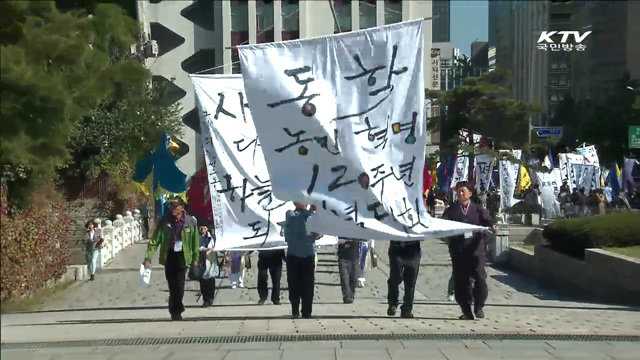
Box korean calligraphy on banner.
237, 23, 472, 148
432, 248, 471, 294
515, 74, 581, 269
475, 154, 494, 196
498, 150, 521, 211
536, 169, 562, 219
191, 75, 337, 250
575, 145, 601, 190
559, 153, 586, 189
237, 20, 482, 240
450, 156, 469, 188
572, 164, 596, 194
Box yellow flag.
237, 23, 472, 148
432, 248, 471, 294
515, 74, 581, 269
516, 166, 532, 193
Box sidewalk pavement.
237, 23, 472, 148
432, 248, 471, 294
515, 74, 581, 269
2, 339, 639, 360
1, 240, 639, 345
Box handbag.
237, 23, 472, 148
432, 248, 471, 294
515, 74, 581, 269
96, 239, 105, 250
188, 264, 203, 281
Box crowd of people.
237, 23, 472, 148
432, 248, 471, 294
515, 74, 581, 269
140, 180, 497, 322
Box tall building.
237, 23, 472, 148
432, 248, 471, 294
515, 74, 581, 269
488, 0, 548, 127
432, 0, 450, 42
571, 0, 640, 102
136, 0, 433, 176
470, 41, 489, 69
488, 0, 514, 72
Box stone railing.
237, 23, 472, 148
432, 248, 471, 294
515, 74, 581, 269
97, 209, 144, 268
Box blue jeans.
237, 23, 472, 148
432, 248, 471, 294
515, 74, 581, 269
87, 249, 99, 275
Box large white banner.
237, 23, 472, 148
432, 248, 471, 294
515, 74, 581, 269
192, 75, 337, 250
537, 170, 562, 218
450, 156, 469, 188
238, 21, 482, 240
576, 145, 600, 190
498, 150, 520, 211
559, 153, 585, 189
572, 164, 596, 194
475, 154, 494, 195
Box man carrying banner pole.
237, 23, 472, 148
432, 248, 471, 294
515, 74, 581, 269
284, 202, 322, 319
441, 181, 498, 320
387, 240, 422, 319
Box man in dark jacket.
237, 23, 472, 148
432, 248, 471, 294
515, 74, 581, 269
441, 181, 498, 320
387, 239, 421, 319
257, 249, 286, 305
337, 237, 361, 304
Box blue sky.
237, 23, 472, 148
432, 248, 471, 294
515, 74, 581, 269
450, 0, 489, 56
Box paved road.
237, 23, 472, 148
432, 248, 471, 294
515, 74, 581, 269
2, 339, 639, 360
1, 240, 639, 358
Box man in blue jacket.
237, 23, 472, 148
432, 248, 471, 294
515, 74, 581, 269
284, 202, 321, 319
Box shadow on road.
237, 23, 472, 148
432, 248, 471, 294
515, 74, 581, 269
489, 270, 640, 311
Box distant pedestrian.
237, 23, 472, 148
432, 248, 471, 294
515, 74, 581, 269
83, 220, 102, 281
257, 249, 285, 305
143, 197, 199, 321
284, 202, 322, 319
441, 181, 498, 320
228, 251, 245, 288
198, 224, 216, 308
337, 238, 361, 304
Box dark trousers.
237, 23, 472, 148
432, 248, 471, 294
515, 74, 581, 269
337, 247, 359, 301
199, 277, 216, 303
286, 255, 315, 317
257, 258, 282, 302
387, 243, 421, 313
142, 217, 150, 238
165, 250, 187, 316
451, 253, 488, 312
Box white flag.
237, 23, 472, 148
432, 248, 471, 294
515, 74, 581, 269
238, 21, 482, 240
192, 75, 338, 250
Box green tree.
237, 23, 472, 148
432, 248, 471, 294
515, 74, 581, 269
0, 1, 113, 206
578, 75, 640, 163
0, 1, 182, 207
60, 4, 182, 184
428, 68, 539, 152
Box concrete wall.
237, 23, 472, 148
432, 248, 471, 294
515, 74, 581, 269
508, 245, 640, 305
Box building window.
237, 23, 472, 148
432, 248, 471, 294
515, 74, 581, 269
384, 0, 402, 25
231, 0, 248, 31
232, 53, 241, 74
333, 0, 352, 33
282, 0, 299, 31
257, 0, 274, 32
359, 0, 376, 29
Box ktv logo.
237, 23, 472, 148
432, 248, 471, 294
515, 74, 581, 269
536, 31, 591, 52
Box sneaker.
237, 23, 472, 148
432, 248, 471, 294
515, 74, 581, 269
291, 313, 300, 319
231, 283, 237, 289
458, 312, 475, 320
387, 305, 397, 316
273, 300, 281, 305
258, 299, 266, 305
357, 278, 365, 288
343, 298, 354, 304
474, 309, 485, 319
447, 294, 455, 302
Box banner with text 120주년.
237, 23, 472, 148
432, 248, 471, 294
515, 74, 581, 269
191, 75, 338, 250
238, 20, 483, 240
